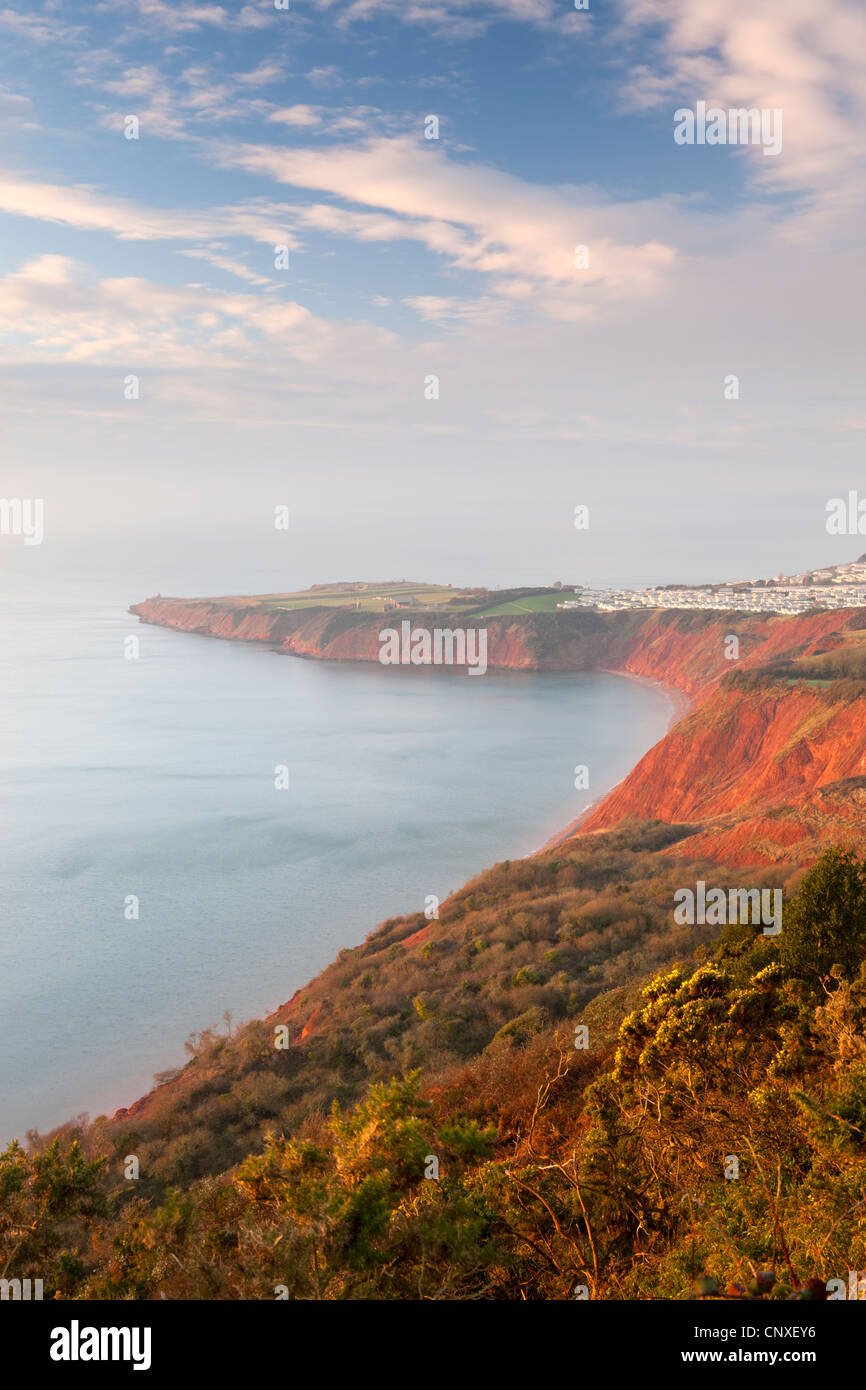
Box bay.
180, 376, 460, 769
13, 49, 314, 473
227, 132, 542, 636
0, 594, 673, 1142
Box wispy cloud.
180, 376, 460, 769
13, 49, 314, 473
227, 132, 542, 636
89, 60, 281, 139
0, 136, 679, 316
217, 133, 676, 316
621, 0, 866, 226
175, 246, 275, 287
128, 0, 273, 35
269, 105, 324, 128
268, 104, 397, 135
0, 174, 299, 251
0, 253, 332, 365
0, 6, 83, 44
312, 0, 586, 40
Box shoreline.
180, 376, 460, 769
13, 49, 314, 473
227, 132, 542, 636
535, 669, 693, 853
97, 660, 684, 1128
51, 629, 674, 1131
598, 666, 694, 731
86, 606, 699, 1129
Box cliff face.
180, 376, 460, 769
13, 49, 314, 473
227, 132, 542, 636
594, 608, 851, 700
585, 682, 863, 825
130, 597, 849, 689
128, 598, 300, 644
578, 679, 866, 865
130, 596, 586, 669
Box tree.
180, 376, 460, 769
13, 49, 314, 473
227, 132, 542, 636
781, 847, 866, 987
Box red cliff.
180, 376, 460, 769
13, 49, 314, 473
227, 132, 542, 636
131, 598, 851, 687
578, 678, 866, 865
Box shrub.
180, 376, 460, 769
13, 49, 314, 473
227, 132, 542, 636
781, 848, 866, 987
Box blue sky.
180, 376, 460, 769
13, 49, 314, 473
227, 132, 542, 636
1, 0, 865, 596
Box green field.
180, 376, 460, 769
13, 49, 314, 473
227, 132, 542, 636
255, 582, 476, 614
201, 581, 576, 617
475, 592, 572, 616
228, 581, 577, 617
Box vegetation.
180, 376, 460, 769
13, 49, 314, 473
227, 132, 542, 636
4, 844, 865, 1300
726, 629, 866, 690
475, 592, 570, 616
69, 821, 779, 1192
251, 581, 570, 618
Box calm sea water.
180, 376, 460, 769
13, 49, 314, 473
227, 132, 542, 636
0, 594, 673, 1143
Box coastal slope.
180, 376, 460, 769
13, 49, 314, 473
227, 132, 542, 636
18, 591, 864, 1305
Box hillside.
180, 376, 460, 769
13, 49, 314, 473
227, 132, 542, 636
7, 844, 866, 1300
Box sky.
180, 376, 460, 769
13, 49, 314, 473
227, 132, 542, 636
1, 0, 865, 598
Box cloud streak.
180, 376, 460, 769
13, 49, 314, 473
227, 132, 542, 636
217, 134, 677, 316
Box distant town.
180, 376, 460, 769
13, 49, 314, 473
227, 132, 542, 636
561, 557, 866, 615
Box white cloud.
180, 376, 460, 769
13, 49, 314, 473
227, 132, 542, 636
269, 105, 323, 128
0, 253, 335, 366
0, 173, 293, 247
268, 104, 397, 135
235, 61, 288, 87
404, 294, 509, 326
90, 60, 279, 139
176, 247, 274, 287
622, 0, 866, 227
0, 147, 678, 316
312, 0, 582, 40
0, 7, 82, 43
217, 134, 677, 314
129, 0, 272, 34
0, 80, 37, 132
306, 65, 343, 88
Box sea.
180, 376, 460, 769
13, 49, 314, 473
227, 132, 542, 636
0, 586, 673, 1143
